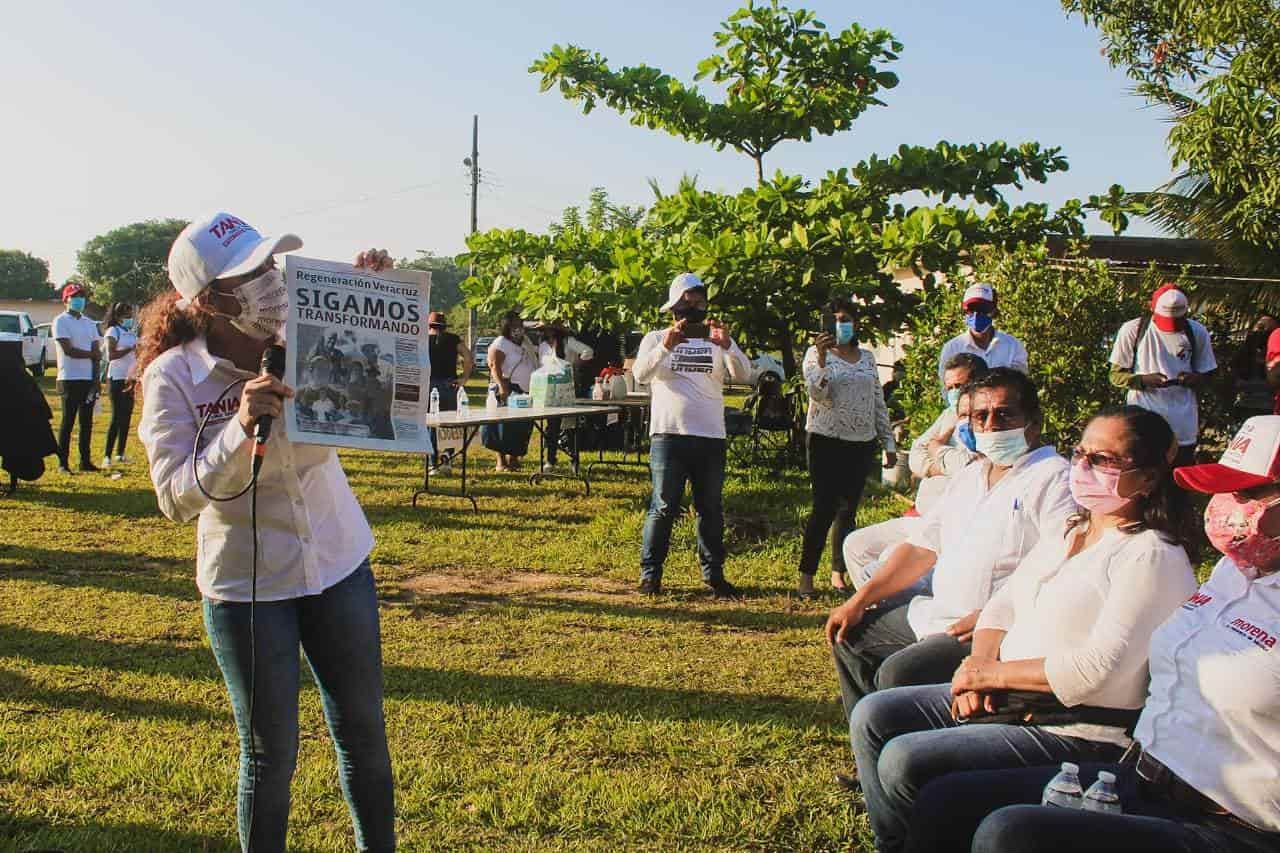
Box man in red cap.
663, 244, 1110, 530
936, 283, 1028, 396
1109, 283, 1217, 466
51, 282, 102, 473
426, 310, 473, 471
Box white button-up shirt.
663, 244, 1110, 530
937, 329, 1029, 394
977, 526, 1197, 746
138, 337, 374, 602
802, 346, 895, 450
905, 445, 1075, 638
1133, 558, 1280, 832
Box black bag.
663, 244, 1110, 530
957, 690, 1140, 734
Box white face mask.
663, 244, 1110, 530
214, 268, 289, 341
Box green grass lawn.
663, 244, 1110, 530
1, 377, 910, 851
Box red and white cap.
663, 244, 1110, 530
167, 212, 302, 305
1151, 283, 1188, 332
60, 281, 86, 301
1174, 416, 1280, 493
962, 283, 996, 309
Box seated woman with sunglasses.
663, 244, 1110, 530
848, 406, 1198, 853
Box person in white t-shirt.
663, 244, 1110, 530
51, 282, 102, 473
1109, 283, 1217, 467
484, 311, 537, 472
897, 414, 1280, 853
847, 406, 1197, 853
632, 273, 752, 598
936, 283, 1029, 398
100, 301, 138, 467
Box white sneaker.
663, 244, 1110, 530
114, 455, 131, 464
100, 457, 112, 469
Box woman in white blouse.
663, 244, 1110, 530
847, 406, 1198, 853
799, 297, 897, 596
100, 301, 138, 467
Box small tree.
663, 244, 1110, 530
77, 219, 189, 307
0, 250, 54, 300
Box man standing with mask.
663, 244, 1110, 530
633, 273, 752, 598
1109, 283, 1216, 467
52, 282, 102, 474
826, 368, 1074, 715
937, 283, 1029, 396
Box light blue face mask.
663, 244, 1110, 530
121, 318, 135, 332
68, 296, 87, 313
946, 387, 963, 411
835, 321, 855, 346
974, 426, 1028, 466
955, 420, 977, 452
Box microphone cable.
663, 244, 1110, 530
191, 376, 263, 850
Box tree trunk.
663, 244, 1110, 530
780, 329, 797, 379
754, 154, 764, 186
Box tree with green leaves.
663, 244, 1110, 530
466, 2, 1137, 374
532, 1, 901, 184
1064, 0, 1280, 261
0, 250, 54, 300
76, 219, 189, 307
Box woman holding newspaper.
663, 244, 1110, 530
135, 213, 396, 853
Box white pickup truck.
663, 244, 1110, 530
0, 310, 50, 377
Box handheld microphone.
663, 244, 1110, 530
252, 344, 287, 475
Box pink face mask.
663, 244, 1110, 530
1204, 493, 1280, 578
1069, 460, 1130, 515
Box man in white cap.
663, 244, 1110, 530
936, 283, 1029, 396
632, 272, 752, 598
1109, 283, 1217, 466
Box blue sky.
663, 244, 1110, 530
2, 0, 1174, 284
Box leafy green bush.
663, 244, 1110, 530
897, 245, 1147, 450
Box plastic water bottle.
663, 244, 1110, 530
429, 386, 440, 415
1083, 770, 1122, 814
1041, 762, 1084, 809
486, 386, 499, 410
456, 385, 469, 413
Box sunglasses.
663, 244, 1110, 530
1070, 447, 1134, 472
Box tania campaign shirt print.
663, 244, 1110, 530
632, 329, 752, 439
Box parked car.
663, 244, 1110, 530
473, 335, 495, 372
35, 323, 58, 367
0, 311, 49, 377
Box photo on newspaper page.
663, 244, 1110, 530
282, 255, 433, 454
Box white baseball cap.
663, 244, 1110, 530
167, 212, 302, 304
660, 272, 707, 311
962, 283, 996, 308
1174, 416, 1280, 493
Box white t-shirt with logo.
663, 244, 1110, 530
104, 325, 138, 381
52, 311, 102, 381
1108, 317, 1217, 446
632, 329, 752, 438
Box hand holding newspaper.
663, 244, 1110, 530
283, 255, 433, 453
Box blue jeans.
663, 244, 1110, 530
640, 434, 727, 583
850, 684, 1122, 853
907, 764, 1280, 853
203, 560, 395, 852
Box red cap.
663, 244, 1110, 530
1174, 416, 1280, 493
427, 311, 447, 326
61, 282, 86, 301
1151, 283, 1188, 333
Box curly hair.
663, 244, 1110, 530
133, 289, 212, 387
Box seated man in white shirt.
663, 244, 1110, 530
825, 368, 1076, 715
842, 352, 987, 591
936, 283, 1028, 398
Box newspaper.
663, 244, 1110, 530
282, 255, 433, 454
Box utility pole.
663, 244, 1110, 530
463, 115, 479, 350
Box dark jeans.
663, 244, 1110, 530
104, 379, 134, 458
428, 378, 458, 465
908, 764, 1280, 853
851, 684, 1123, 853
57, 379, 95, 467
640, 434, 727, 583
831, 601, 971, 715
202, 560, 395, 852
800, 433, 876, 575
545, 417, 562, 464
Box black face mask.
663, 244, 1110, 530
673, 305, 708, 324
